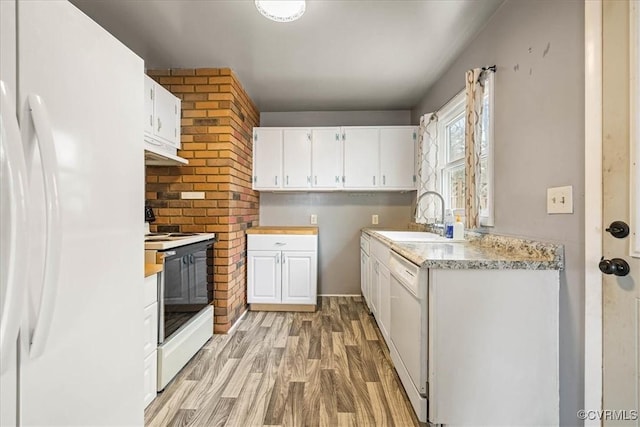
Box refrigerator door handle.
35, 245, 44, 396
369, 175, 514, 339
24, 94, 62, 358
0, 81, 29, 373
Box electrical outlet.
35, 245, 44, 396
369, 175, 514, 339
310, 214, 317, 225
372, 214, 379, 225
547, 186, 573, 214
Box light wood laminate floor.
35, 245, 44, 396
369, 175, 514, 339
145, 296, 424, 426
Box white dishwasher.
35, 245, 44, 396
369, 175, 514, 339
389, 251, 428, 423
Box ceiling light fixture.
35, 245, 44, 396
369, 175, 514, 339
255, 0, 306, 23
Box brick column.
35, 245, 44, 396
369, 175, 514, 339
145, 68, 260, 333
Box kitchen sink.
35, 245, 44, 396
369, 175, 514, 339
375, 230, 464, 243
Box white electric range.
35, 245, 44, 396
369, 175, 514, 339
144, 231, 216, 391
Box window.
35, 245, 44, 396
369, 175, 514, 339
437, 73, 494, 226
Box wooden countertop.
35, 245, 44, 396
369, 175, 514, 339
246, 226, 319, 235
145, 263, 163, 277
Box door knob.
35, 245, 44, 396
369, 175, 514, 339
605, 221, 630, 238
599, 257, 630, 276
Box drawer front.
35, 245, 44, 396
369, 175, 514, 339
248, 234, 317, 251
360, 234, 370, 254
143, 273, 159, 307
370, 236, 389, 266
143, 302, 158, 357
143, 350, 158, 407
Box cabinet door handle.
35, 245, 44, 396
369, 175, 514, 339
183, 255, 188, 265
275, 242, 286, 246
276, 253, 280, 264
286, 175, 289, 185
149, 115, 153, 126
282, 255, 286, 264
382, 175, 386, 185
190, 254, 194, 264
157, 117, 162, 131
275, 176, 278, 186
314, 176, 318, 185
335, 176, 340, 183
307, 176, 311, 184
373, 176, 376, 186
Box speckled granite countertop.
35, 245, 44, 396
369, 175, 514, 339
362, 228, 564, 270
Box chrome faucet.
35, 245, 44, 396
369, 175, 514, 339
414, 191, 446, 235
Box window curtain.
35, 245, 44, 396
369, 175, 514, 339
415, 113, 439, 223
464, 68, 487, 228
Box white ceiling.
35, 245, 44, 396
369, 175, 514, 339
70, 0, 504, 112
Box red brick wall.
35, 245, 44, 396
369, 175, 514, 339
145, 68, 259, 333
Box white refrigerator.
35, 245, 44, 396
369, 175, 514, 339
0, 1, 146, 425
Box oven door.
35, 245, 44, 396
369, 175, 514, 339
160, 241, 212, 341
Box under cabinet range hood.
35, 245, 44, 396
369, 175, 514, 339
144, 145, 188, 166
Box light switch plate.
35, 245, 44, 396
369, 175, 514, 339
310, 214, 317, 225
372, 214, 379, 225
181, 191, 205, 200
547, 186, 573, 214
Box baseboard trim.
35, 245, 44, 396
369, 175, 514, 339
250, 303, 316, 312
318, 294, 362, 297
225, 308, 248, 335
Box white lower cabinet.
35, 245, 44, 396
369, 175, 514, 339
247, 232, 318, 307
368, 234, 391, 344
143, 351, 158, 408
282, 251, 316, 303
377, 262, 391, 341
360, 234, 371, 310
247, 250, 281, 303
362, 231, 560, 425
142, 272, 159, 408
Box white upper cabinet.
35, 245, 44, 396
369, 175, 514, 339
311, 127, 342, 189
154, 83, 180, 146
253, 128, 283, 190
343, 127, 380, 189
144, 77, 154, 135
380, 127, 416, 189
283, 129, 312, 189
252, 125, 417, 192
144, 75, 181, 150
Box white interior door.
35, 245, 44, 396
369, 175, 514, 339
283, 128, 311, 189
602, 2, 640, 423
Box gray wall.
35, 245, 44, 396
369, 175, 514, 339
411, 1, 584, 425
260, 192, 413, 294
260, 110, 412, 127
258, 110, 413, 295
